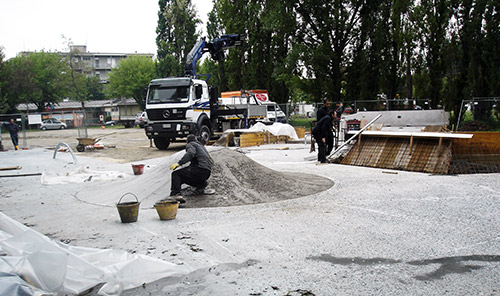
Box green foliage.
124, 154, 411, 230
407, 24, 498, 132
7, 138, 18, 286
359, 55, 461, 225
288, 115, 315, 128
3, 51, 70, 112
0, 46, 9, 113
106, 55, 155, 109
156, 0, 200, 77
152, 0, 500, 122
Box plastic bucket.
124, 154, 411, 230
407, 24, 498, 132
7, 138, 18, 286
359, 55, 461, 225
154, 200, 179, 220
117, 193, 140, 223
132, 164, 145, 175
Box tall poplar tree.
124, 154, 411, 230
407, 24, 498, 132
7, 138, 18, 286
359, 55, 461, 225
156, 0, 201, 77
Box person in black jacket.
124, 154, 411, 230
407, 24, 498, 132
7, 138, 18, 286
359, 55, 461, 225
2, 119, 20, 150
312, 110, 334, 163
316, 99, 330, 121
168, 134, 214, 204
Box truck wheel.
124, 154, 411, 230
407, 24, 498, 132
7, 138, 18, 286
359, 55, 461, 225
198, 125, 211, 145
154, 137, 171, 150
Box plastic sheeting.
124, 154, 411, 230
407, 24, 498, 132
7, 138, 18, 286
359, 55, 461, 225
0, 212, 188, 295
230, 122, 300, 140
40, 166, 127, 185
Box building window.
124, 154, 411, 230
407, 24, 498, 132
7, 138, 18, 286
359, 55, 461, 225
95, 58, 100, 68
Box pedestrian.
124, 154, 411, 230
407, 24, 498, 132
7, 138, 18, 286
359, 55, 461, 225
312, 110, 334, 163
2, 119, 20, 150
167, 134, 214, 205
316, 99, 334, 154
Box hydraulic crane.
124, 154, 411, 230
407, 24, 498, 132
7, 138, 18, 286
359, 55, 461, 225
184, 34, 245, 77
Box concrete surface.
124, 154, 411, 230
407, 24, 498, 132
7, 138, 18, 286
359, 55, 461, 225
0, 143, 499, 295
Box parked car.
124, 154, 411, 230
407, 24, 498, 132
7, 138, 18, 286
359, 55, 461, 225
40, 119, 67, 130
135, 111, 148, 128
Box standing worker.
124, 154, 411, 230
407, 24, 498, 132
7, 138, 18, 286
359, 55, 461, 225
316, 99, 334, 155
2, 119, 20, 150
168, 134, 214, 205
312, 110, 334, 163
316, 99, 331, 121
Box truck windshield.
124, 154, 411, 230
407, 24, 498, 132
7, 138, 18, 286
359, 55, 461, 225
147, 86, 189, 104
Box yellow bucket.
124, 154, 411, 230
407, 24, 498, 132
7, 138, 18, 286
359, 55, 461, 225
154, 200, 179, 220
116, 193, 140, 223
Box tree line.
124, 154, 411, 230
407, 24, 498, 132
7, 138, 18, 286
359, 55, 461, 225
157, 0, 499, 122
1, 0, 498, 124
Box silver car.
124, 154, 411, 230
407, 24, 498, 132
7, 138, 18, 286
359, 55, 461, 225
40, 119, 67, 130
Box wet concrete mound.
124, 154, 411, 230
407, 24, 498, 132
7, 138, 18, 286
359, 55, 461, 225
181, 148, 334, 208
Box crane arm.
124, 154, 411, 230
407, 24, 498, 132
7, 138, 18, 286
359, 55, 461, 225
184, 34, 245, 77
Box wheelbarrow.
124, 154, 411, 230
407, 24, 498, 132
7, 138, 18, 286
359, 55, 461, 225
76, 138, 101, 152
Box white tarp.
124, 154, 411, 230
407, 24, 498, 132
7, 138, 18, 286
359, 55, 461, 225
0, 212, 188, 295
40, 166, 127, 185
226, 122, 299, 140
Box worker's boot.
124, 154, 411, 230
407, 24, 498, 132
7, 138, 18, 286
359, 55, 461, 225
194, 182, 215, 195
168, 194, 186, 205
15, 145, 19, 151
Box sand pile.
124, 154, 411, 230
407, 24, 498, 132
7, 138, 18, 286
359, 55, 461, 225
182, 148, 334, 208
75, 147, 333, 209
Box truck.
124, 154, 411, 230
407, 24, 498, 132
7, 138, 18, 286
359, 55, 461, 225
220, 90, 287, 124
144, 34, 267, 150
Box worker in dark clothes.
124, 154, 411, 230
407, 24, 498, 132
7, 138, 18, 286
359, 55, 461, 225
2, 119, 20, 150
317, 99, 334, 155
168, 134, 214, 204
312, 110, 334, 163
316, 99, 331, 121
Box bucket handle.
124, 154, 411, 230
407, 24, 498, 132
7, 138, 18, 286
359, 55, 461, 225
118, 192, 139, 205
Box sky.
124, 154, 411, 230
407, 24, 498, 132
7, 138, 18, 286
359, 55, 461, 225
0, 0, 213, 60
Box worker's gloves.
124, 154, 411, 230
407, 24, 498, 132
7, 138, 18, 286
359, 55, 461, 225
169, 163, 180, 170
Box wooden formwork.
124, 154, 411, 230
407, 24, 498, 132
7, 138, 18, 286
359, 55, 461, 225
341, 131, 500, 174
341, 135, 452, 174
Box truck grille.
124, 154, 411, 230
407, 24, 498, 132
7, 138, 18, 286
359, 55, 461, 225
147, 109, 187, 121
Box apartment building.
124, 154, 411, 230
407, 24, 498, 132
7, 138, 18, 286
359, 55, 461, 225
61, 45, 154, 83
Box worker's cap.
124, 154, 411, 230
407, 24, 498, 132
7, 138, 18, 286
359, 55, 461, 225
187, 134, 198, 143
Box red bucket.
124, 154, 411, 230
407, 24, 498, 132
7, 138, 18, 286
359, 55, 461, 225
132, 164, 145, 175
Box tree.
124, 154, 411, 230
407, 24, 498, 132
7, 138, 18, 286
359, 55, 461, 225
3, 51, 70, 112
415, 0, 453, 108
292, 0, 364, 103
106, 55, 155, 110
0, 46, 10, 113
156, 0, 201, 77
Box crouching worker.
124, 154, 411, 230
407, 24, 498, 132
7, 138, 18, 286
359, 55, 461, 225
168, 134, 214, 205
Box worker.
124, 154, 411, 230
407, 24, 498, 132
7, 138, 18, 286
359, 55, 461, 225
167, 134, 214, 204
316, 99, 334, 155
2, 119, 20, 150
316, 99, 331, 121
312, 110, 334, 163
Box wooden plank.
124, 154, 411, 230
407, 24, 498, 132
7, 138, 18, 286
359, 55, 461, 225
294, 126, 306, 139
240, 132, 265, 148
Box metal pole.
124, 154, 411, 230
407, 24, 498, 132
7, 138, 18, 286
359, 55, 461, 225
456, 100, 465, 131
21, 114, 27, 149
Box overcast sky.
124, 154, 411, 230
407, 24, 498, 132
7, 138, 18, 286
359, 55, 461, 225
0, 0, 213, 59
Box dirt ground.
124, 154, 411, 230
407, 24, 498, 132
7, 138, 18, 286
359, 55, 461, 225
5, 127, 185, 163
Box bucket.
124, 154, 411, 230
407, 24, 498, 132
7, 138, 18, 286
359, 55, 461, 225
154, 200, 179, 220
132, 164, 145, 175
116, 193, 140, 223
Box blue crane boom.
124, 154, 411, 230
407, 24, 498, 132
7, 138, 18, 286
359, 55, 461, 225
184, 34, 245, 77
